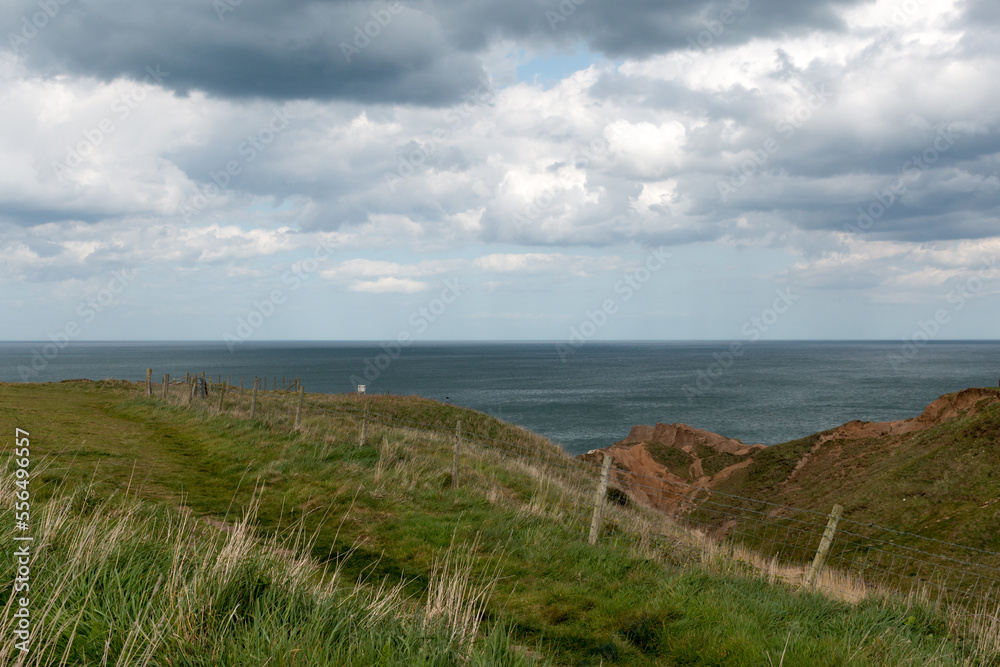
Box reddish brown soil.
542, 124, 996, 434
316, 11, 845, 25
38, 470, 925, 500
580, 422, 764, 512
616, 422, 763, 455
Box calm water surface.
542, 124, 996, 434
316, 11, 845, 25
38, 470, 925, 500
2, 340, 997, 455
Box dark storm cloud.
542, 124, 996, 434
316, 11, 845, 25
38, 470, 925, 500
444, 0, 861, 57
3, 0, 485, 105
4, 0, 865, 104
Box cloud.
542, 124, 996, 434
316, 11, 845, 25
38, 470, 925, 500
472, 252, 589, 274
7, 0, 997, 258
318, 252, 627, 290
2, 0, 1000, 341
348, 277, 430, 293
779, 236, 1000, 301
320, 257, 464, 279
2, 0, 875, 106
3, 0, 486, 106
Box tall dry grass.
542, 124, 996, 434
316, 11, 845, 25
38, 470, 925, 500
0, 459, 542, 666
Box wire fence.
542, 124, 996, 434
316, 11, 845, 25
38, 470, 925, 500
620, 471, 1000, 608
149, 373, 1000, 613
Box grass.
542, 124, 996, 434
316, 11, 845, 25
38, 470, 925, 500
1, 380, 998, 665
706, 391, 1000, 565
0, 472, 540, 666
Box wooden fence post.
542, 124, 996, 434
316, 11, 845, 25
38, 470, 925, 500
359, 402, 370, 447
452, 420, 462, 489
588, 454, 613, 546
251, 377, 258, 419
806, 504, 844, 588
145, 368, 152, 396
185, 372, 190, 385
187, 377, 196, 405
162, 374, 169, 400
200, 372, 207, 399
294, 386, 304, 430
218, 381, 227, 411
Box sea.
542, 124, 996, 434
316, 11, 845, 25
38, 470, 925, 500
2, 340, 997, 456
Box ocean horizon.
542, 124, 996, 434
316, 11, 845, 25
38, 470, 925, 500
3, 339, 998, 456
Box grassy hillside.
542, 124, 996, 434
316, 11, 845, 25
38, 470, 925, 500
707, 388, 1000, 556
1, 380, 997, 666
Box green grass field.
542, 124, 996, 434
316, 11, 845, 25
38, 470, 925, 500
1, 380, 997, 666
702, 388, 1000, 567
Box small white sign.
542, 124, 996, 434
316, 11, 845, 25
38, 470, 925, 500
357, 384, 366, 394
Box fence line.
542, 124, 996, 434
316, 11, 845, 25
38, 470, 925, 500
150, 374, 1000, 612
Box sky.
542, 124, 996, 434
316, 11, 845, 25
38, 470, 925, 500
1, 0, 998, 343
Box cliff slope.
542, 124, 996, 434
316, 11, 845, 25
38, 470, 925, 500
582, 388, 1000, 551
